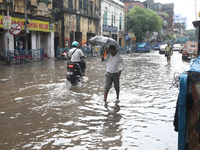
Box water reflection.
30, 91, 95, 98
101, 101, 122, 149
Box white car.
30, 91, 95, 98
159, 44, 167, 54
173, 44, 182, 51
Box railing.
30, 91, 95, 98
0, 48, 44, 64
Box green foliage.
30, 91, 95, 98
187, 29, 197, 41
161, 33, 175, 42
160, 12, 169, 18
126, 6, 163, 41
53, 8, 61, 14
38, 0, 51, 5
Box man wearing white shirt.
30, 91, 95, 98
102, 45, 125, 102
68, 41, 86, 75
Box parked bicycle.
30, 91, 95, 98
3, 49, 15, 64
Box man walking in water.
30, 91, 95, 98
102, 45, 125, 102
165, 42, 173, 63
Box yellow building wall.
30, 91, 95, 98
0, 0, 52, 18
61, 0, 101, 47
118, 36, 125, 47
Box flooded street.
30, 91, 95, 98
0, 51, 190, 150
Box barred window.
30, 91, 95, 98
90, 0, 93, 15
79, 0, 82, 10
68, 0, 73, 11
83, 0, 87, 14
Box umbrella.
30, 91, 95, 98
89, 36, 121, 50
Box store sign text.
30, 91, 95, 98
0, 15, 54, 32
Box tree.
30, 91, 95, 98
187, 29, 197, 41
126, 6, 163, 42
161, 33, 175, 42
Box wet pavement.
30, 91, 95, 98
0, 51, 190, 150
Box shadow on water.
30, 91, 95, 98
0, 52, 191, 149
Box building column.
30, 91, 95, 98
31, 31, 36, 50
36, 32, 40, 49
49, 32, 54, 57
4, 33, 14, 51
9, 34, 14, 50
31, 31, 37, 60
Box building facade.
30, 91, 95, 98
123, 1, 146, 14
101, 0, 125, 46
53, 0, 101, 50
143, 0, 157, 11
174, 13, 187, 30
161, 3, 174, 35
123, 1, 146, 45
173, 22, 187, 39
0, 0, 55, 58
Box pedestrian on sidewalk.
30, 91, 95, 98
102, 45, 125, 102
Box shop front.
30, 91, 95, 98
0, 15, 55, 58
118, 31, 124, 47
87, 33, 95, 44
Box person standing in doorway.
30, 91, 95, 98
165, 42, 173, 63
102, 45, 125, 102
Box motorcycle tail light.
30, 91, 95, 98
68, 65, 74, 68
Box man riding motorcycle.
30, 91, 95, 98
68, 41, 86, 75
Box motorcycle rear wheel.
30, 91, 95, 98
70, 76, 76, 85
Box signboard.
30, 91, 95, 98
0, 15, 54, 32
102, 25, 118, 33
9, 23, 22, 35
128, 33, 135, 37
3, 16, 11, 30
125, 35, 129, 40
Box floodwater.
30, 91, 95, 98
0, 51, 190, 150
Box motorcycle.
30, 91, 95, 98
66, 61, 83, 85
57, 51, 68, 60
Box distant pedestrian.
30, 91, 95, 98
83, 42, 87, 54
102, 45, 125, 102
165, 43, 173, 63
88, 43, 92, 56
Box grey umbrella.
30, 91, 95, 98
89, 36, 121, 50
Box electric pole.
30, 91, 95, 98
24, 0, 28, 50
